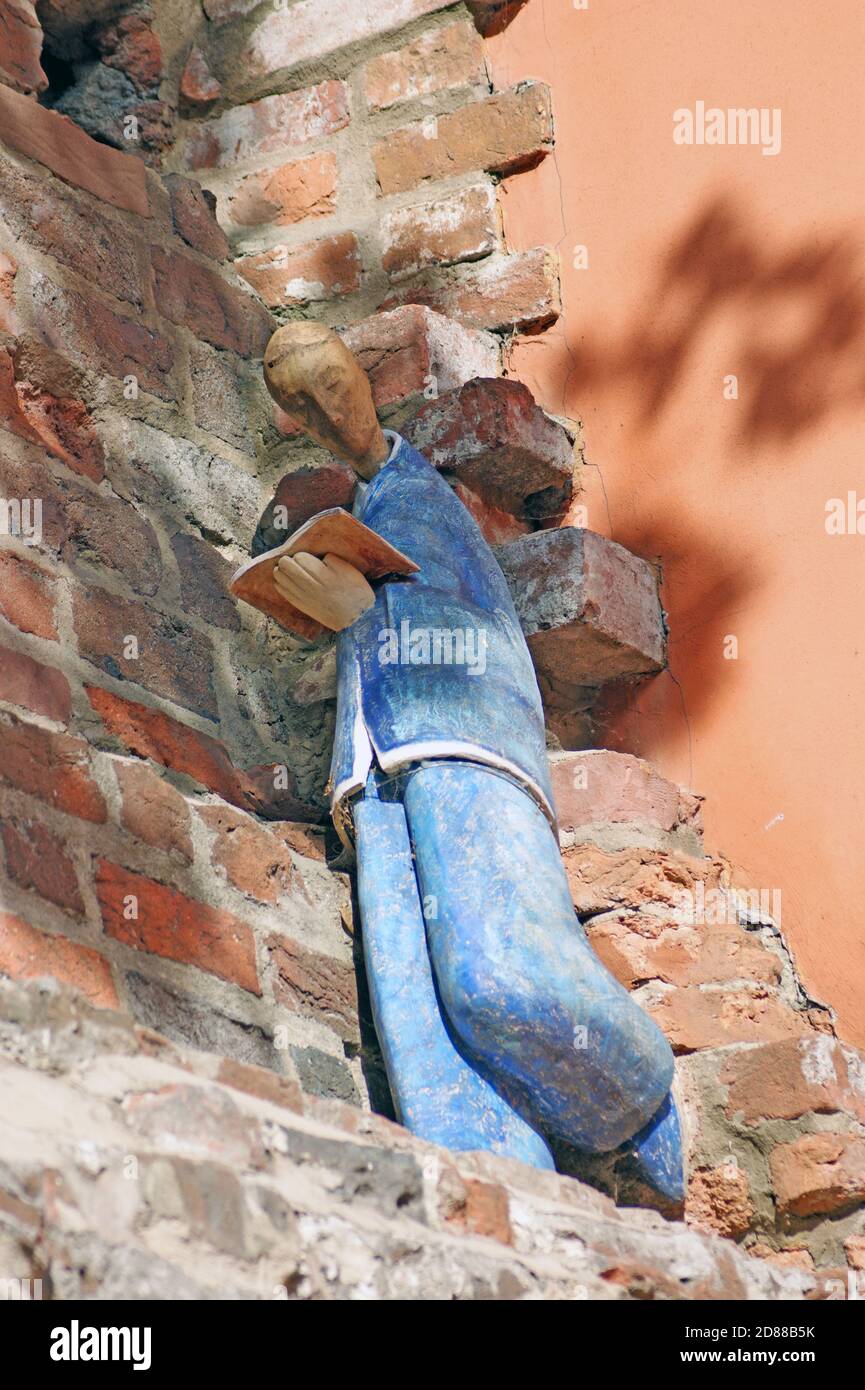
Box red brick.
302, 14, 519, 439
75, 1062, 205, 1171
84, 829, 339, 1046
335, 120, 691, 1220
170, 533, 239, 632
236, 232, 361, 309
0, 155, 145, 306
0, 713, 107, 821
85, 686, 320, 822
0, 644, 70, 722
403, 375, 573, 518
467, 0, 527, 36
338, 305, 498, 414
215, 1056, 303, 1113
562, 844, 724, 919
150, 244, 273, 356
30, 273, 175, 399
385, 245, 561, 332
1, 817, 84, 914
179, 45, 221, 107
0, 551, 58, 640
770, 1133, 865, 1217
72, 584, 218, 721
440, 1172, 513, 1243
267, 933, 358, 1042
686, 1165, 754, 1239
114, 760, 193, 863
163, 174, 229, 262
720, 1038, 865, 1127
0, 0, 46, 95
0, 441, 160, 592
585, 914, 781, 992
0, 911, 118, 1008
253, 462, 356, 553
452, 482, 530, 545
227, 153, 337, 229
94, 11, 163, 94
650, 986, 811, 1055
1, 345, 106, 483
185, 80, 349, 171
365, 19, 485, 112
0, 83, 149, 216
241, 0, 446, 79
97, 860, 260, 994
550, 750, 685, 837
382, 182, 498, 282
373, 83, 552, 196
199, 804, 293, 904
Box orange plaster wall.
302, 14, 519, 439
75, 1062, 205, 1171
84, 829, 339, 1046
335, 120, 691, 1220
488, 0, 865, 1044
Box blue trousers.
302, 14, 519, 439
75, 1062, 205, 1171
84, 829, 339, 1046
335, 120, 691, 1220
353, 760, 675, 1169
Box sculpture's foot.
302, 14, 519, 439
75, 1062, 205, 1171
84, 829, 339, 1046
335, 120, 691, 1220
628, 1092, 685, 1203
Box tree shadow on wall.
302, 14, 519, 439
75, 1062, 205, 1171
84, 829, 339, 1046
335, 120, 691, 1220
541, 193, 865, 734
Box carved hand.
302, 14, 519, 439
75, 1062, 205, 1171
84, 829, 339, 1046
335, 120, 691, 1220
272, 552, 375, 632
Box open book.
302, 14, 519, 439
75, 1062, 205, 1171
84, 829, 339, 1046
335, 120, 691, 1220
230, 507, 419, 639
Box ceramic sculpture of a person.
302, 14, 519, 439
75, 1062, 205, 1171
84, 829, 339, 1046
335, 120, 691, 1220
257, 323, 684, 1199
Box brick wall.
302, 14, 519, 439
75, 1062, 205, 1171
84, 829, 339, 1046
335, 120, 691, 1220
1, 0, 864, 1295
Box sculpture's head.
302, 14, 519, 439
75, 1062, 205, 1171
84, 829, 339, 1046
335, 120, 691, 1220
263, 322, 388, 479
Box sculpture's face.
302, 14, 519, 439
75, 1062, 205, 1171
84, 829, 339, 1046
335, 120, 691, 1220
263, 324, 383, 477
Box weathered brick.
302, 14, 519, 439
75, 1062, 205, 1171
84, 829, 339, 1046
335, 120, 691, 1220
365, 19, 485, 111
373, 83, 552, 196
0, 156, 145, 305
563, 843, 724, 918
0, 344, 105, 482
199, 804, 294, 904
0, 644, 70, 722
720, 1038, 865, 1127
125, 970, 282, 1071
650, 986, 810, 1055
73, 584, 218, 721
252, 461, 356, 555
170, 533, 239, 633
403, 375, 572, 518
114, 759, 193, 863
150, 244, 273, 356
185, 80, 349, 171
585, 913, 781, 992
452, 482, 530, 545
241, 0, 447, 80
86, 686, 320, 822
236, 232, 361, 309
0, 248, 18, 332
338, 305, 499, 414
0, 713, 107, 822
0, 439, 161, 592
226, 153, 337, 229
187, 342, 262, 452
179, 45, 221, 107
382, 181, 498, 282
202, 0, 260, 22
163, 174, 229, 262
0, 82, 149, 215
498, 527, 665, 691
385, 245, 561, 332
550, 750, 687, 837
0, 0, 46, 94
0, 911, 117, 1008
467, 0, 527, 36
1, 816, 84, 914
0, 551, 58, 640
29, 272, 175, 399
94, 10, 162, 94
771, 1133, 865, 1218
97, 860, 260, 994
267, 933, 359, 1044
686, 1166, 754, 1239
